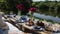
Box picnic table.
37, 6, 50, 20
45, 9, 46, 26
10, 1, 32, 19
16, 23, 52, 34
7, 18, 53, 34
3, 15, 60, 34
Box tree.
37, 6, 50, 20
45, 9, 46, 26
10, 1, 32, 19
6, 0, 32, 15
6, 0, 19, 14
19, 0, 32, 15
54, 1, 58, 16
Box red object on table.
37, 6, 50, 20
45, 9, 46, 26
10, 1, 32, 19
29, 7, 37, 12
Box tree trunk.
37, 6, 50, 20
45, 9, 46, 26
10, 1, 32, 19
49, 2, 51, 15
54, 1, 57, 16
49, 6, 51, 15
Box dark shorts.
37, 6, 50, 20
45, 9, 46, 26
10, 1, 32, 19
0, 28, 9, 34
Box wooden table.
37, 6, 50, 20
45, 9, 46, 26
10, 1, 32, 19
5, 17, 53, 34
16, 23, 52, 34
10, 18, 16, 22
4, 18, 53, 34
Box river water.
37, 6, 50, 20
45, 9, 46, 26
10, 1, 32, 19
33, 13, 60, 23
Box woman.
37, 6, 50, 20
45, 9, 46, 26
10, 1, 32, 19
26, 19, 34, 26
0, 13, 9, 34
36, 21, 45, 31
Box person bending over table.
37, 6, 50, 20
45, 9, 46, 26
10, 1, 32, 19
26, 19, 34, 26
0, 13, 9, 34
36, 21, 45, 31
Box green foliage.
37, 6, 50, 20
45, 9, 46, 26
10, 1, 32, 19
0, 0, 5, 2
32, 1, 60, 18
0, 0, 60, 17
